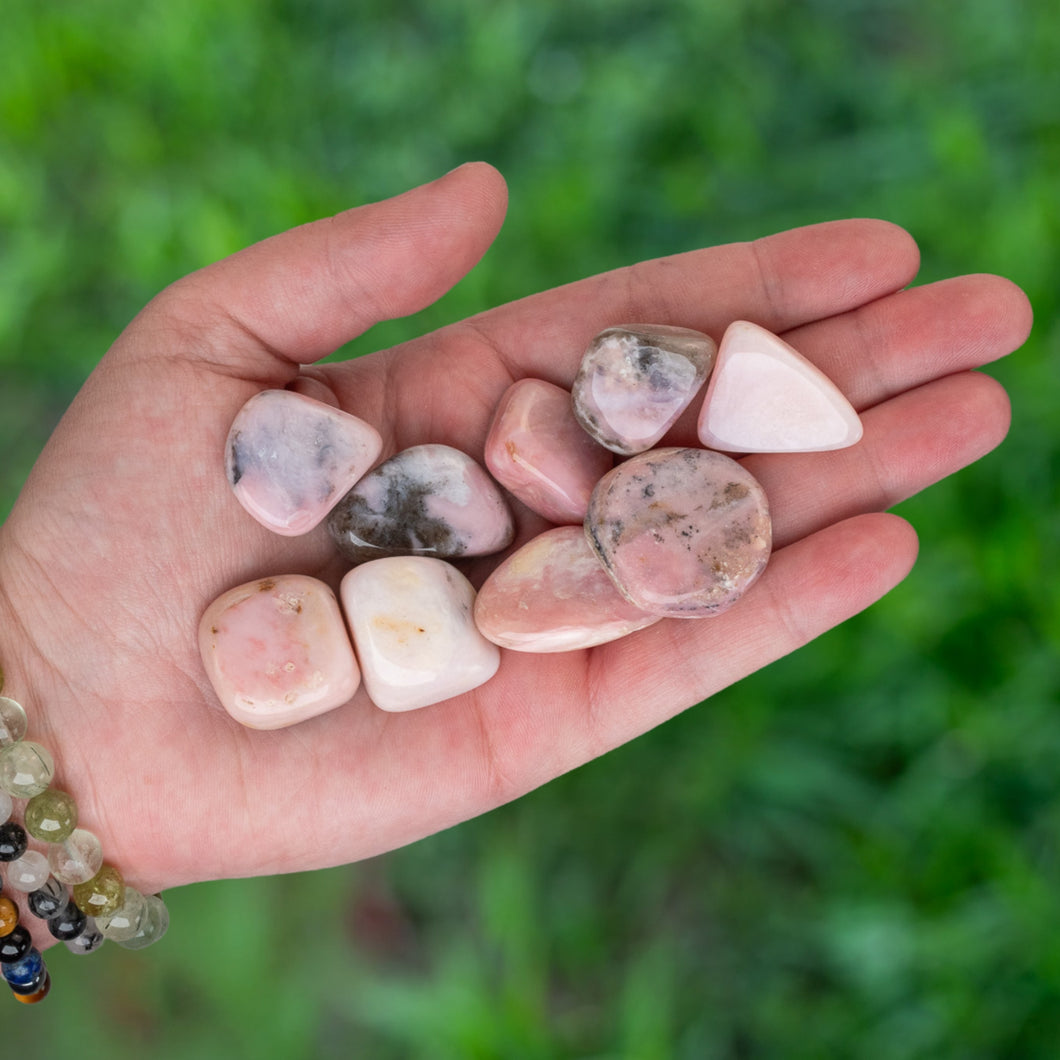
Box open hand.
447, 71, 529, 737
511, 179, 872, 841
0, 163, 1031, 896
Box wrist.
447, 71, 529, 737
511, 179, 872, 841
0, 560, 169, 988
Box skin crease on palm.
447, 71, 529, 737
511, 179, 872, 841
0, 164, 1032, 946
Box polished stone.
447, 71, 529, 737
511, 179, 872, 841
199, 574, 360, 729
475, 525, 661, 652
697, 320, 863, 452
340, 557, 501, 711
327, 443, 514, 563
585, 447, 771, 617
572, 325, 717, 454
485, 378, 613, 524
226, 389, 382, 536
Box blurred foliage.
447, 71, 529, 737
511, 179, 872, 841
2, 0, 1058, 1055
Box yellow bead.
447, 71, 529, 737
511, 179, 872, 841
72, 864, 125, 919
0, 897, 19, 936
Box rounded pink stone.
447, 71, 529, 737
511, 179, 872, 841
475, 525, 661, 652
199, 574, 360, 729
484, 378, 614, 524
571, 325, 717, 455
585, 447, 771, 618
225, 389, 382, 536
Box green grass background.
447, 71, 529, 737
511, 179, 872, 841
2, 1, 1057, 1055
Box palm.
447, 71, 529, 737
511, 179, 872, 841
0, 164, 1030, 894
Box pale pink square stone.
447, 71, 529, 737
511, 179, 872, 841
697, 321, 863, 453
199, 574, 360, 729
484, 379, 613, 524
225, 389, 383, 535
341, 557, 500, 712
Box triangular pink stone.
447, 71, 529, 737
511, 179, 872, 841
697, 321, 863, 453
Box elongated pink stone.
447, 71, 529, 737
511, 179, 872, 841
484, 379, 613, 524
225, 389, 382, 535
340, 557, 501, 712
571, 325, 717, 454
697, 320, 863, 453
585, 447, 771, 618
475, 526, 661, 652
199, 574, 360, 729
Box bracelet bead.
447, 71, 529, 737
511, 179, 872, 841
73, 863, 124, 919
0, 790, 11, 825
0, 897, 18, 935
11, 972, 50, 1003
47, 901, 86, 941
0, 697, 27, 746
25, 789, 78, 843
48, 827, 103, 884
6, 849, 50, 892
0, 821, 27, 862
97, 886, 145, 942
0, 924, 33, 964
115, 893, 169, 950
64, 917, 103, 954
2, 946, 45, 989
27, 877, 69, 920
0, 740, 55, 797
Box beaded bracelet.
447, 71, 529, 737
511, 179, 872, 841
0, 664, 167, 1003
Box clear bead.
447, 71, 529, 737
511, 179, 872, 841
48, 828, 103, 884
0, 697, 27, 747
97, 886, 146, 942
25, 789, 78, 843
0, 789, 12, 825
0, 741, 54, 797
6, 849, 51, 892
64, 917, 104, 955
116, 894, 169, 950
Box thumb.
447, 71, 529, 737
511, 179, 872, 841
147, 162, 509, 376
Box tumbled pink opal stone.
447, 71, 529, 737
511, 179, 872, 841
697, 320, 863, 453
585, 447, 771, 618
484, 379, 613, 524
327, 444, 514, 564
199, 574, 360, 729
340, 557, 501, 712
475, 526, 661, 652
225, 389, 382, 535
571, 325, 717, 455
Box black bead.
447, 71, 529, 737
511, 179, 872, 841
0, 822, 27, 862
0, 925, 32, 963
7, 969, 48, 995
48, 902, 87, 941
28, 884, 69, 920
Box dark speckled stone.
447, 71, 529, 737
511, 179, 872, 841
327, 444, 514, 564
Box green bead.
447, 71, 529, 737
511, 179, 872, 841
25, 789, 78, 843
72, 864, 125, 919
0, 741, 54, 797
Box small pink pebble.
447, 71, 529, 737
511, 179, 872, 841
199, 574, 360, 729
225, 389, 383, 535
697, 320, 863, 453
484, 379, 613, 524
